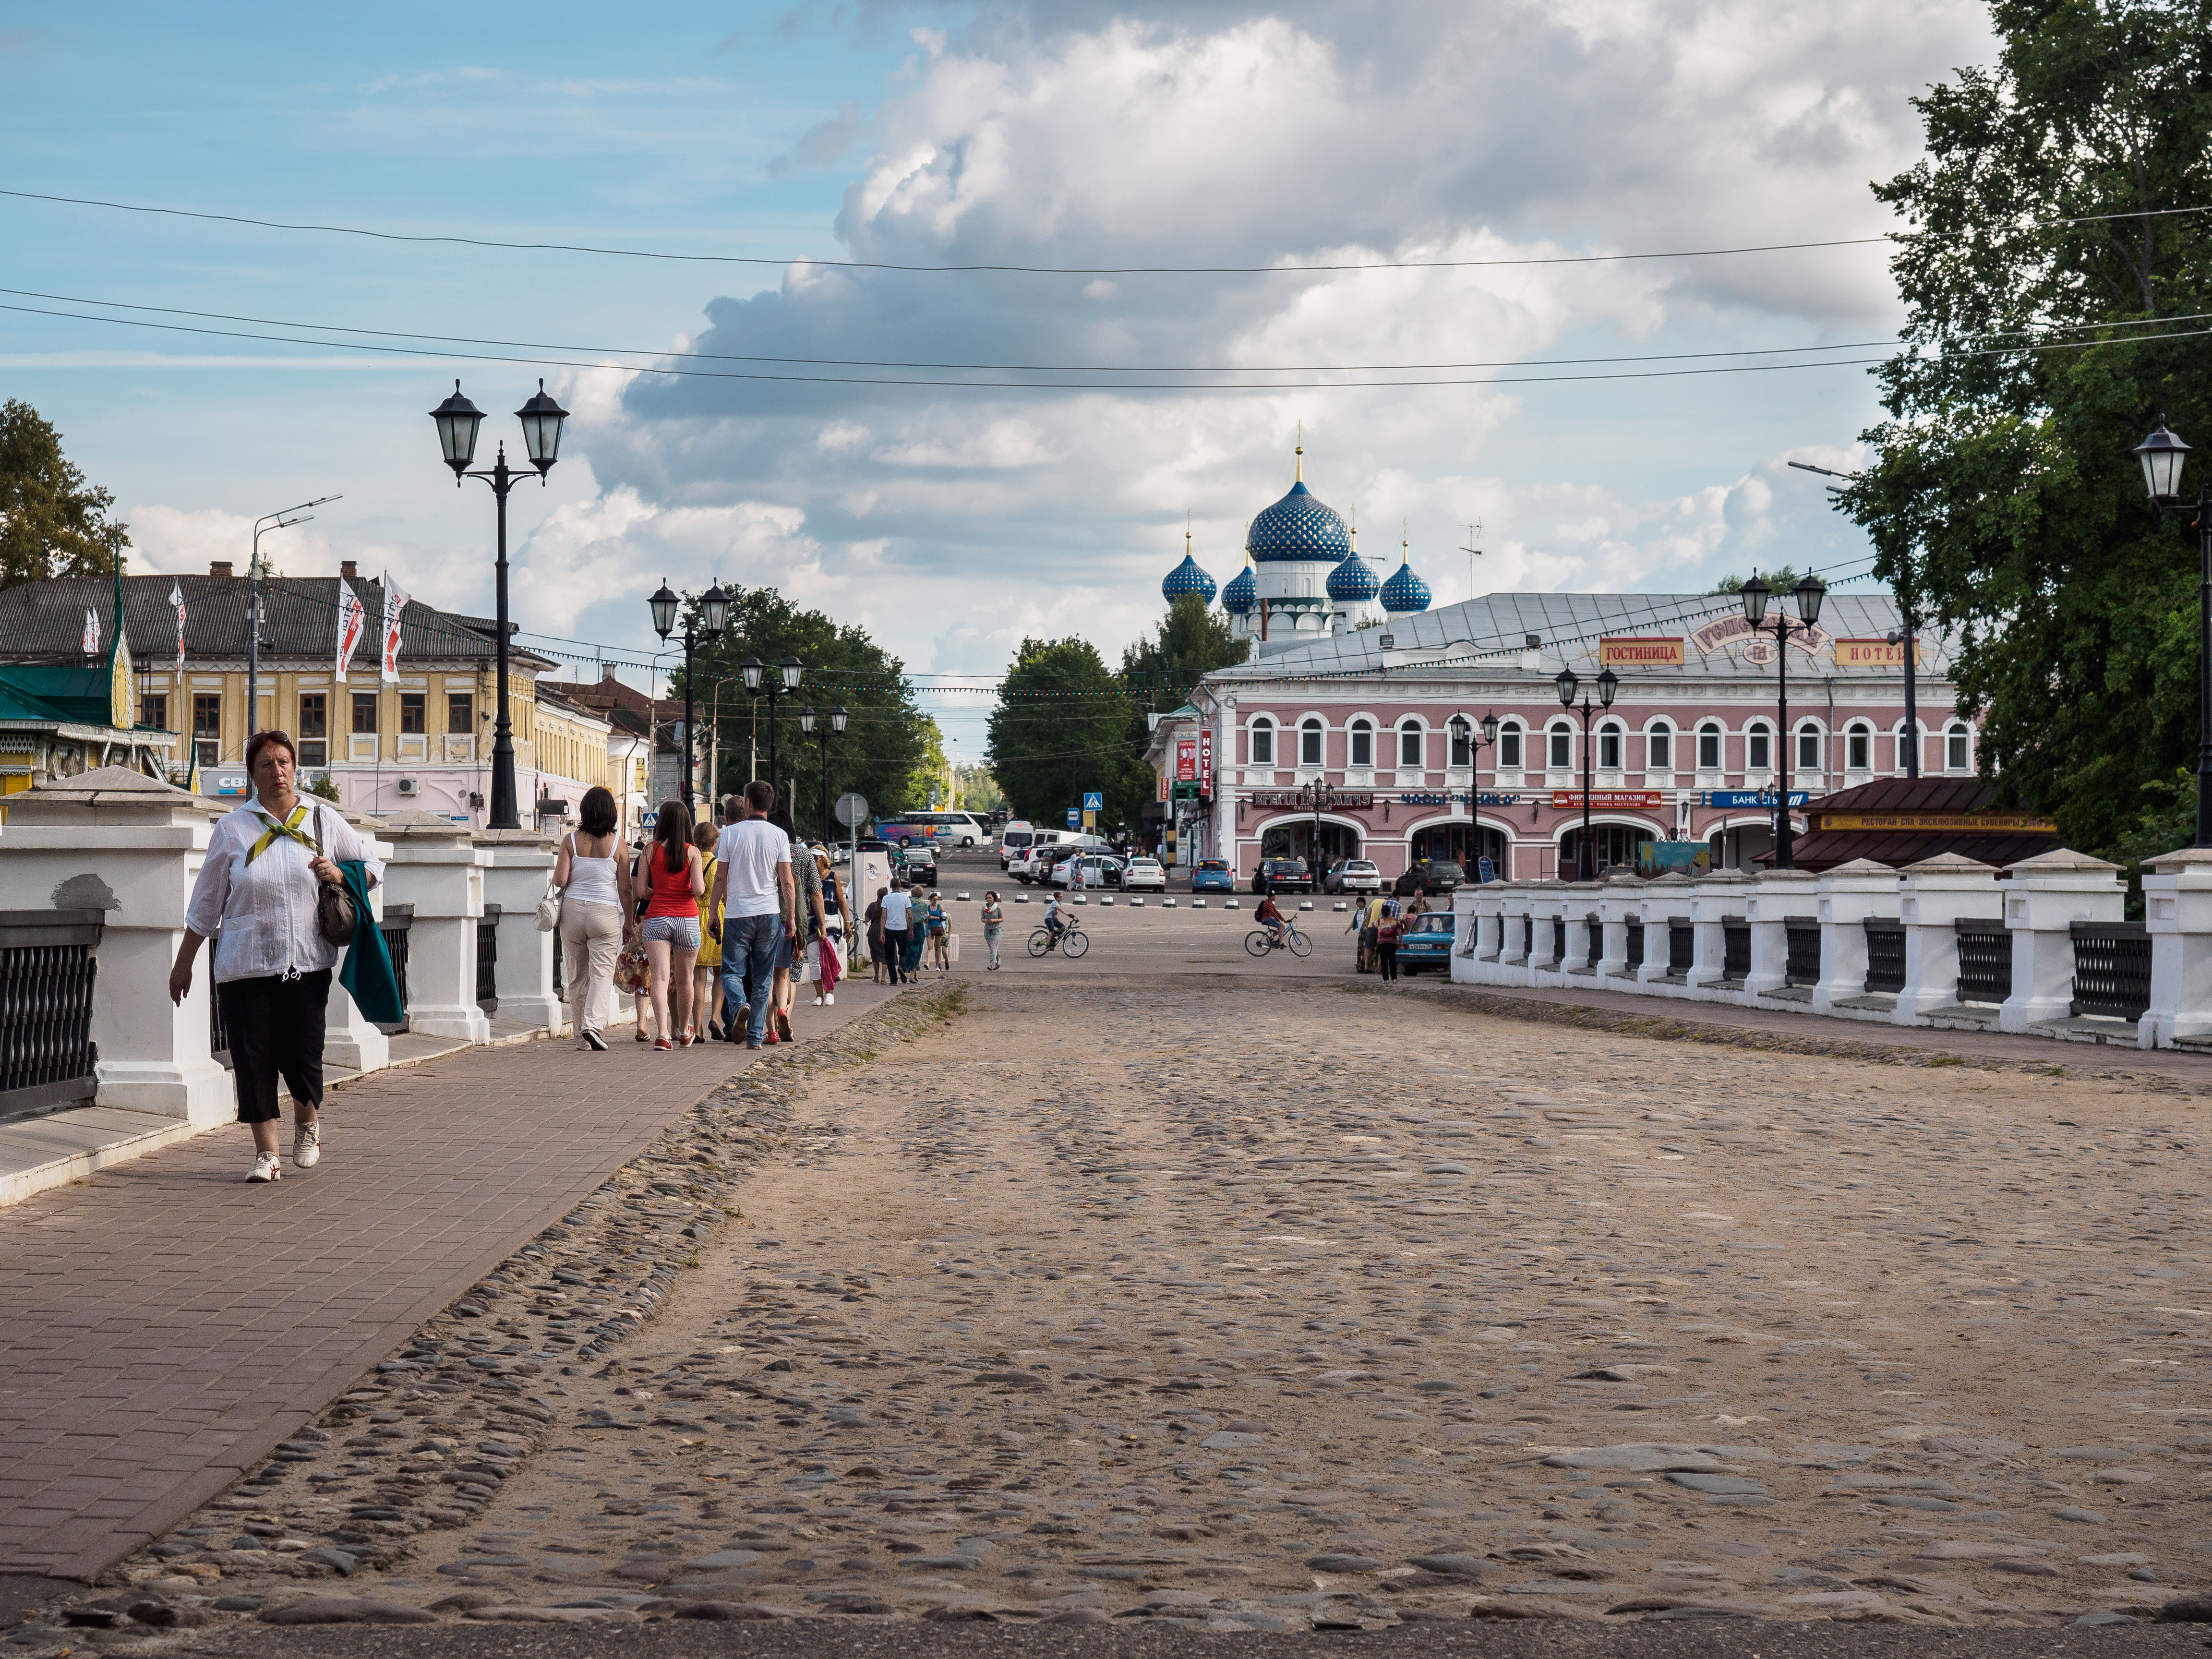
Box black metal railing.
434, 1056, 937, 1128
0, 910, 104, 1118
1723, 920, 1751, 981
1955, 918, 2011, 1004
1668, 920, 1694, 977
476, 904, 500, 1016
1625, 920, 1645, 972
1863, 920, 1907, 994
379, 905, 413, 1035
1784, 921, 1822, 987
2070, 920, 2151, 1022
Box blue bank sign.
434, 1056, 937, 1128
1705, 790, 1810, 808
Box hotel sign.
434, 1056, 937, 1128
1689, 613, 1830, 665
1599, 636, 1685, 668
1834, 637, 1924, 668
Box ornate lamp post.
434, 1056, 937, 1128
1554, 666, 1619, 880
648, 578, 730, 817
430, 379, 568, 829
2133, 421, 2211, 845
740, 653, 805, 806
1739, 572, 1826, 868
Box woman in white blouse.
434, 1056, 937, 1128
168, 729, 384, 1183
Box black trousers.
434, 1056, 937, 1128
218, 970, 330, 1124
1377, 943, 1399, 982
882, 929, 908, 983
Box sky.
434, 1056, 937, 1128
0, 0, 1997, 763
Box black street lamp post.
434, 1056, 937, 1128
2133, 421, 2212, 846
1554, 666, 1620, 880
1738, 573, 1827, 869
431, 379, 568, 830
648, 579, 730, 817
797, 706, 849, 842
741, 653, 805, 806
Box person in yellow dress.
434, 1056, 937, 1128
689, 818, 723, 1043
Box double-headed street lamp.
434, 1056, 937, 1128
2132, 421, 2212, 846
741, 653, 804, 805
1739, 572, 1827, 869
1553, 665, 1619, 881
798, 706, 849, 842
648, 579, 730, 817
245, 495, 339, 741
430, 379, 569, 829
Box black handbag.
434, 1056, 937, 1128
314, 806, 358, 946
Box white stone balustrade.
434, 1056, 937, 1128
1894, 854, 2002, 1024
1687, 870, 1753, 995
1636, 871, 1696, 986
379, 813, 491, 1044
477, 830, 564, 1034
324, 811, 394, 1075
1496, 882, 1534, 972
2141, 847, 2212, 1049
1557, 881, 1601, 975
1596, 873, 1644, 979
1527, 886, 1566, 983
1810, 858, 1899, 1015
1997, 849, 2125, 1033
1744, 869, 1820, 1000
1469, 882, 1505, 962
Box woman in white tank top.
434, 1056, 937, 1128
553, 786, 637, 1050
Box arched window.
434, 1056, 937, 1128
1597, 720, 1623, 771
1249, 716, 1274, 767
1548, 721, 1573, 770
1796, 722, 1822, 774
1947, 721, 1971, 771
1349, 718, 1373, 769
1746, 721, 1771, 772
1846, 721, 1872, 771
1398, 719, 1424, 769
1697, 721, 1721, 771
1895, 723, 1920, 775
1647, 721, 1673, 773
1499, 720, 1523, 771
1300, 717, 1324, 767
1449, 716, 1473, 768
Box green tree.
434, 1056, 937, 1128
0, 400, 130, 589
954, 764, 1005, 814
673, 583, 929, 837
986, 636, 1148, 827
913, 716, 952, 807
1118, 593, 1250, 714
1839, 0, 2212, 854
1707, 565, 1801, 596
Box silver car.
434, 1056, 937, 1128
1121, 856, 1166, 892
1325, 858, 1383, 893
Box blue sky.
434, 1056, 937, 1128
1, 0, 1995, 763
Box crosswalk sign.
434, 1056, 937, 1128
1082, 791, 1104, 811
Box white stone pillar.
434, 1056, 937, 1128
1449, 885, 1482, 985
0, 768, 233, 1123
1556, 881, 1601, 974
1596, 872, 1643, 980
1526, 885, 1564, 984
1998, 848, 2125, 1033
1497, 883, 1533, 972
1811, 858, 1899, 1014
324, 813, 394, 1075
1745, 869, 1820, 999
1894, 853, 2001, 1025
1636, 871, 1697, 987
1687, 870, 1752, 996
477, 830, 565, 1034
1470, 882, 1507, 970
379, 813, 492, 1044
2140, 847, 2212, 1048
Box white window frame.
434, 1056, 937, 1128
1349, 718, 1373, 769
1697, 721, 1721, 772
1796, 721, 1822, 775
1597, 720, 1623, 772
1499, 720, 1524, 771
1397, 718, 1424, 769
1448, 716, 1473, 768
1946, 722, 1971, 772
1548, 721, 1574, 771
1646, 720, 1673, 774
1746, 721, 1771, 773
1249, 716, 1275, 767
1846, 722, 1872, 772
1300, 717, 1324, 768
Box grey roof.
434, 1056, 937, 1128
0, 574, 553, 672
1210, 590, 1951, 683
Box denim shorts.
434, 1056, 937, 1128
641, 914, 700, 950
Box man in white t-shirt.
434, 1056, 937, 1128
878, 883, 912, 984
708, 781, 795, 1048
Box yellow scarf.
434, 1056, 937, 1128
245, 802, 322, 866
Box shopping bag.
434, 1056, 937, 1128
945, 932, 961, 963
613, 939, 649, 996
818, 937, 843, 993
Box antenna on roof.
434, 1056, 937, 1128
1461, 520, 1482, 605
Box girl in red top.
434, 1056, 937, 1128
635, 798, 706, 1049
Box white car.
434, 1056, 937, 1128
1121, 857, 1166, 892
1325, 858, 1383, 893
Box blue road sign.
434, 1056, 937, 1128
1082, 791, 1104, 812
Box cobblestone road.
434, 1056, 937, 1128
39, 979, 2212, 1639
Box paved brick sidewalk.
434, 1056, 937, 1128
0, 984, 894, 1582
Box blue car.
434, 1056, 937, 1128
1189, 857, 1233, 892
1395, 909, 1457, 974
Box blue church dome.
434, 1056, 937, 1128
1247, 481, 1353, 564
1222, 564, 1256, 615
1161, 552, 1216, 604
1380, 559, 1431, 614
1327, 552, 1378, 602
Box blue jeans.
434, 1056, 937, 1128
720, 913, 783, 1045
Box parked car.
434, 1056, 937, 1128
1120, 856, 1166, 892
1407, 857, 1465, 897
1253, 855, 1312, 894
1323, 857, 1382, 894
1048, 852, 1124, 890
904, 842, 939, 884
1190, 858, 1234, 892
1395, 909, 1457, 974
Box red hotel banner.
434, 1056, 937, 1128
1598, 637, 1684, 667
1198, 725, 1213, 791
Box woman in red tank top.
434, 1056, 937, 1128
635, 798, 706, 1049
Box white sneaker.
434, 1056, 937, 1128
293, 1120, 321, 1169
248, 1151, 282, 1183
811, 995, 823, 1007
823, 993, 834, 1005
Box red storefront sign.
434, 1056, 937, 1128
1175, 737, 1198, 781
1198, 725, 1213, 793
1550, 790, 1666, 809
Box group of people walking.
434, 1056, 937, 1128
861, 883, 956, 982
1347, 891, 1427, 982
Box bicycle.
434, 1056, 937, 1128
1244, 920, 1312, 958
1027, 924, 1090, 959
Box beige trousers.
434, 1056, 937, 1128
560, 902, 625, 1039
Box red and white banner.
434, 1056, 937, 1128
1198, 724, 1213, 792
335, 576, 367, 680
379, 574, 410, 684
170, 581, 186, 673
82, 607, 99, 657
1175, 737, 1198, 781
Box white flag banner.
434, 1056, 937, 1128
335, 576, 367, 680
170, 580, 187, 673
82, 607, 99, 657
380, 574, 410, 684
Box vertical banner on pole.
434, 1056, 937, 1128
380, 575, 410, 683
335, 576, 367, 680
